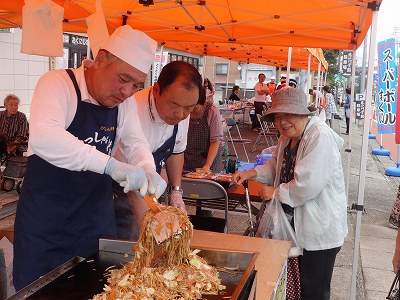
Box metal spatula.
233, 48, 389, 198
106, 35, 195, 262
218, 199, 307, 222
143, 194, 161, 213
142, 194, 184, 244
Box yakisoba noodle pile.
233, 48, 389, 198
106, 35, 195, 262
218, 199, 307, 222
92, 205, 226, 300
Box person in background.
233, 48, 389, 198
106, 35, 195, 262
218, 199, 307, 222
276, 75, 287, 90
343, 88, 351, 135
323, 85, 337, 128
252, 73, 269, 131
13, 26, 166, 290
390, 184, 400, 229
267, 76, 277, 95
0, 94, 29, 156
308, 89, 316, 106
184, 90, 223, 174
233, 88, 347, 300
391, 212, 400, 274
229, 85, 241, 102
288, 78, 297, 88
204, 78, 215, 104
184, 91, 223, 217
393, 216, 400, 272
113, 61, 202, 240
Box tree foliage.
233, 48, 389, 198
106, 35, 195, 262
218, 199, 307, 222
323, 49, 340, 85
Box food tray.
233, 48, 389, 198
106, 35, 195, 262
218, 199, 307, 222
12, 239, 257, 300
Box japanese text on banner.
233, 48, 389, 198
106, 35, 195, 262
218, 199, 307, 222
340, 50, 353, 76
377, 38, 397, 134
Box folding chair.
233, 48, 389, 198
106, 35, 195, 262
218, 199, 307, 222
251, 114, 279, 152
224, 118, 251, 162
181, 178, 229, 233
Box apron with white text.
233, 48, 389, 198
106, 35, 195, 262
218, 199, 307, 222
13, 69, 118, 290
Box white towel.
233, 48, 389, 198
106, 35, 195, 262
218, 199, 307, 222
86, 0, 109, 58
21, 0, 64, 57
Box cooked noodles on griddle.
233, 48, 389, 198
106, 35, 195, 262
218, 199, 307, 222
92, 205, 226, 300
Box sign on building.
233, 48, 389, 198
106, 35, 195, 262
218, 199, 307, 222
377, 38, 397, 134
152, 51, 169, 84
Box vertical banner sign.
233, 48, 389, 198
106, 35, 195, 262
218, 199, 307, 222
377, 38, 397, 134
396, 62, 400, 143
355, 93, 365, 119
340, 50, 353, 76
152, 51, 168, 84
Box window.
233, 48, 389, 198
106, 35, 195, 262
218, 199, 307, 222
167, 53, 199, 70
216, 63, 228, 75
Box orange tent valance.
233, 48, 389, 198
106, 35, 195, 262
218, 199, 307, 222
0, 0, 382, 51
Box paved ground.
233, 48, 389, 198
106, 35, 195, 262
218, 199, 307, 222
0, 106, 399, 299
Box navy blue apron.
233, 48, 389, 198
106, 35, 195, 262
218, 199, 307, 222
153, 124, 178, 173
113, 124, 179, 240
13, 69, 118, 290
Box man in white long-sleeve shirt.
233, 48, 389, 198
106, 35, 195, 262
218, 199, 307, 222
113, 61, 202, 240
252, 73, 270, 131
13, 25, 166, 290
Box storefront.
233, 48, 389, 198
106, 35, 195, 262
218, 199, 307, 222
53, 33, 89, 70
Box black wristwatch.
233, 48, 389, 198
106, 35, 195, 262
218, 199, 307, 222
169, 185, 183, 193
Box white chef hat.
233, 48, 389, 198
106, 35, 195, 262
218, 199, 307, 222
101, 25, 157, 74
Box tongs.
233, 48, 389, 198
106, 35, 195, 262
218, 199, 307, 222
243, 181, 255, 234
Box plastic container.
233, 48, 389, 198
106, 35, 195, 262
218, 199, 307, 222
254, 154, 272, 167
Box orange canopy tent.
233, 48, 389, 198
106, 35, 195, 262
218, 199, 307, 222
164, 41, 328, 71
0, 0, 380, 51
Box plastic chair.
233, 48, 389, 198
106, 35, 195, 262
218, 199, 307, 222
251, 114, 279, 152
224, 118, 251, 162
181, 178, 229, 233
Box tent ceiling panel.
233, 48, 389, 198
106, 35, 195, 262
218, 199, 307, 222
165, 42, 327, 71
0, 0, 381, 50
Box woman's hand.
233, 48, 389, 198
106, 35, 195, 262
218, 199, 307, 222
232, 169, 257, 185
258, 185, 275, 201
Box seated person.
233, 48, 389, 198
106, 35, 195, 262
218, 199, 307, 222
288, 78, 297, 88
0, 94, 29, 156
276, 75, 286, 90
229, 85, 241, 102
184, 92, 224, 174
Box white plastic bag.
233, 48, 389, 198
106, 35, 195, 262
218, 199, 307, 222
256, 197, 302, 257
319, 108, 326, 122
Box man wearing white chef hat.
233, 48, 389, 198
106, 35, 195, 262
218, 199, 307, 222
13, 25, 166, 290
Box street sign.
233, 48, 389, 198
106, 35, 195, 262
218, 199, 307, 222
355, 93, 365, 120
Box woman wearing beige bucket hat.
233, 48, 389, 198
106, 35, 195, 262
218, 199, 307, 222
233, 88, 348, 300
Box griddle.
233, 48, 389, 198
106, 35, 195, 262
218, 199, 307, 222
10, 239, 257, 300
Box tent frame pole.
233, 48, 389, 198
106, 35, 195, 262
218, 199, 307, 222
345, 50, 357, 200
286, 46, 292, 82
350, 5, 379, 300
307, 53, 311, 94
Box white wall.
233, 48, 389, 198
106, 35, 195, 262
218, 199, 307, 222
0, 28, 50, 117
